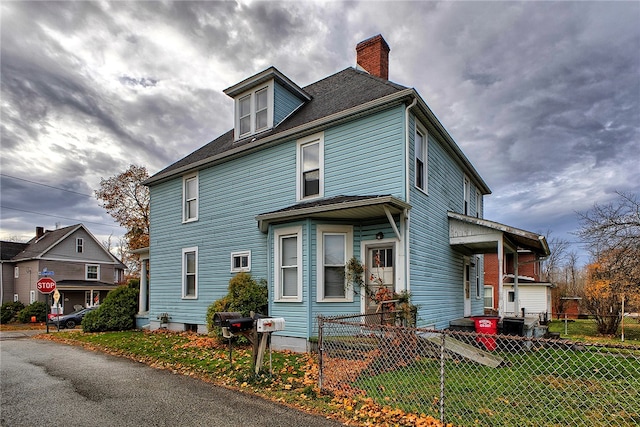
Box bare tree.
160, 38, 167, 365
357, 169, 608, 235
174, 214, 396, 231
577, 191, 640, 292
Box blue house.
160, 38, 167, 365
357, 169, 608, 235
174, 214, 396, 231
145, 35, 549, 351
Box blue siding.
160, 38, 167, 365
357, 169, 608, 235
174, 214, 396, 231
274, 82, 304, 126
407, 114, 485, 329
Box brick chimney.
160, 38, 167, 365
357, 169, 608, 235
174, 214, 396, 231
356, 34, 390, 80
36, 226, 44, 238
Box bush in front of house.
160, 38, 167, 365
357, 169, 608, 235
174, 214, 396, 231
82, 286, 139, 332
16, 301, 47, 323
1, 301, 26, 324
206, 272, 268, 331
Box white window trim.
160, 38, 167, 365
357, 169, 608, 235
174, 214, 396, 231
296, 132, 324, 201
476, 190, 482, 218
415, 123, 428, 194
274, 226, 302, 302
464, 176, 471, 216
230, 251, 251, 273
234, 82, 274, 140
317, 224, 353, 302
484, 285, 494, 309
475, 256, 482, 299
182, 247, 198, 299
14, 267, 19, 279
183, 173, 199, 223
85, 264, 100, 281
77, 238, 84, 253
13, 294, 19, 302
29, 290, 36, 304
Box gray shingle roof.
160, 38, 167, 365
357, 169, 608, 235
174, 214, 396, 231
148, 67, 409, 183
0, 241, 28, 261
11, 225, 79, 261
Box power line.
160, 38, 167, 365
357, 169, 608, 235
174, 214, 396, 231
0, 173, 95, 198
0, 205, 122, 229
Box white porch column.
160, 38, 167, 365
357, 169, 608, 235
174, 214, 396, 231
139, 259, 148, 313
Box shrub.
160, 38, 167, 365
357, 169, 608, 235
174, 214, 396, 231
82, 286, 139, 332
16, 301, 47, 323
206, 272, 268, 331
1, 301, 25, 324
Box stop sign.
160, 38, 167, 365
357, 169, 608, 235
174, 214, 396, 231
37, 277, 56, 294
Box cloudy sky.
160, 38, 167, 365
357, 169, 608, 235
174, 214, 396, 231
1, 1, 638, 266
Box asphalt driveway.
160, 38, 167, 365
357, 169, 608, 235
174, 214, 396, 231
0, 333, 344, 427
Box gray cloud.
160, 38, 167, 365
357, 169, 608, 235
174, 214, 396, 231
1, 0, 638, 265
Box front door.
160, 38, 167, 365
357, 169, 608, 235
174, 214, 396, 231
365, 246, 394, 315
463, 257, 471, 317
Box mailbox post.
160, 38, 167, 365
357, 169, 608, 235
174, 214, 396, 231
213, 312, 285, 375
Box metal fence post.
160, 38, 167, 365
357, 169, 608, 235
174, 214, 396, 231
317, 315, 324, 391
440, 331, 446, 424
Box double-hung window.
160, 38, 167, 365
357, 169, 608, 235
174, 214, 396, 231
274, 226, 302, 301
182, 247, 198, 298
415, 125, 428, 192
317, 225, 353, 302
235, 84, 273, 139
464, 176, 471, 215
297, 132, 324, 200
76, 238, 84, 253
86, 264, 99, 280
183, 173, 198, 222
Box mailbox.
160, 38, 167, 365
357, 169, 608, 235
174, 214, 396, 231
227, 317, 255, 333
257, 317, 285, 332
213, 312, 243, 327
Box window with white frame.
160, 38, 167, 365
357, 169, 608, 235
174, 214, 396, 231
274, 226, 302, 301
297, 132, 324, 200
29, 290, 36, 304
86, 264, 99, 280
182, 247, 198, 298
317, 225, 353, 302
76, 238, 84, 253
476, 190, 482, 218
183, 173, 198, 222
13, 294, 19, 302
231, 251, 251, 272
415, 124, 428, 192
484, 286, 494, 309
235, 83, 273, 139
464, 176, 471, 215
14, 267, 19, 278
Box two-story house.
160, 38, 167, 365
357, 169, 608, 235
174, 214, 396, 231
145, 35, 549, 351
1, 224, 126, 314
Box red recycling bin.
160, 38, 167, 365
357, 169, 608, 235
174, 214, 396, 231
472, 316, 499, 351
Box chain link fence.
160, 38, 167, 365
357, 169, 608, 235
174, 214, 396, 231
317, 313, 640, 427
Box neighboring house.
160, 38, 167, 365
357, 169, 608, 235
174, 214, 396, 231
484, 251, 554, 319
145, 35, 549, 351
0, 225, 126, 313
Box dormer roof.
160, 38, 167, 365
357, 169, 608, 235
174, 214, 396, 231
223, 66, 311, 101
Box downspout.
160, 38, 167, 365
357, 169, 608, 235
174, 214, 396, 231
404, 97, 417, 293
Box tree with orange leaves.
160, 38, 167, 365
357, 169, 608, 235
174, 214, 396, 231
95, 164, 150, 252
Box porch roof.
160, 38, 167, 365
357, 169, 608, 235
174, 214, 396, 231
448, 212, 550, 257
256, 195, 411, 233
54, 280, 120, 291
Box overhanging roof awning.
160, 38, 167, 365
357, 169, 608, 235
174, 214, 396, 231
54, 280, 119, 291
448, 212, 550, 257
256, 195, 411, 233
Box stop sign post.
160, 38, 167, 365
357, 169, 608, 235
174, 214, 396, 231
37, 277, 56, 294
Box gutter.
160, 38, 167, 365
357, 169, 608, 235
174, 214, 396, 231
404, 96, 417, 294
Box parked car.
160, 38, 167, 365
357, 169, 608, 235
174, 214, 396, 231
48, 306, 97, 329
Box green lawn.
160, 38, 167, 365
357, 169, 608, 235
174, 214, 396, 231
353, 345, 640, 426
548, 318, 640, 345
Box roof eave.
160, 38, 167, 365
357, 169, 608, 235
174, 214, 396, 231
145, 89, 415, 186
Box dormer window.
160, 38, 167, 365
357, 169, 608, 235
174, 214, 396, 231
224, 67, 311, 142
234, 83, 274, 139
